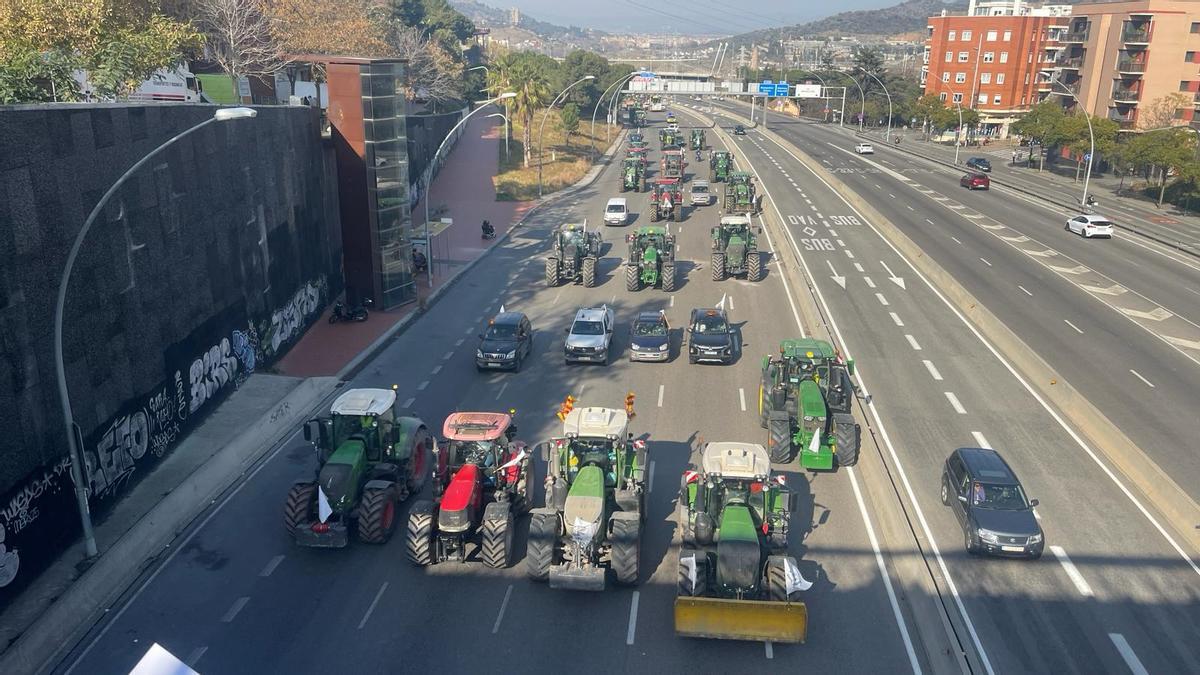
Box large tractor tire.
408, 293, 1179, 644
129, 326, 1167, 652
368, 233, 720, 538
711, 251, 726, 281
357, 487, 397, 544
611, 516, 641, 586
758, 384, 769, 429
766, 555, 804, 602
481, 503, 514, 569
661, 263, 676, 292
650, 205, 660, 222
747, 250, 762, 282
526, 510, 558, 582
284, 482, 315, 535
625, 264, 641, 291
545, 257, 559, 287
834, 414, 861, 468
641, 176, 648, 192
405, 500, 435, 566
406, 437, 430, 495
582, 256, 597, 288
767, 411, 792, 464
620, 180, 628, 194
677, 550, 709, 597
673, 204, 682, 222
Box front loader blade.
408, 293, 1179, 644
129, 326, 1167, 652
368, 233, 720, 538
674, 597, 807, 643
549, 564, 606, 591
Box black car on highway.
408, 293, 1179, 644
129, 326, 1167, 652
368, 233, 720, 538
965, 156, 992, 172
476, 311, 533, 372
733, 124, 746, 135
629, 311, 670, 362
686, 308, 734, 365
941, 447, 1044, 559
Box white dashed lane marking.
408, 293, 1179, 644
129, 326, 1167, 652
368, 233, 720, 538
905, 334, 922, 350
923, 360, 943, 381
1051, 547, 1094, 597
944, 392, 967, 415
890, 312, 904, 326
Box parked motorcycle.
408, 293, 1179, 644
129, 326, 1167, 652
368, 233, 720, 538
329, 298, 372, 323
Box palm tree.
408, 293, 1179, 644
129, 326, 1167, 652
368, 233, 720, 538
491, 55, 551, 168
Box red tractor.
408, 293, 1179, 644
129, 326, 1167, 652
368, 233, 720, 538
405, 411, 533, 568
660, 149, 686, 179
650, 177, 684, 222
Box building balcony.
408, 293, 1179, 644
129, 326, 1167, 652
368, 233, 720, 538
1121, 25, 1152, 44
1111, 86, 1141, 103
1054, 56, 1084, 69
1061, 29, 1089, 43
1108, 110, 1137, 129
1116, 59, 1147, 74
1050, 81, 1081, 96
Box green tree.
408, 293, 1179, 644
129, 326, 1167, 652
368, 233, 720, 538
561, 49, 609, 112
1057, 113, 1118, 182
560, 102, 580, 147
1125, 127, 1198, 206
1011, 101, 1066, 170
490, 51, 553, 168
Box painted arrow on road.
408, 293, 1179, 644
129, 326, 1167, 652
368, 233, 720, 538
879, 261, 906, 290
1163, 335, 1200, 350
1119, 306, 1173, 322
827, 260, 846, 289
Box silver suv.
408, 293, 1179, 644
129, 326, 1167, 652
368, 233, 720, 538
564, 306, 615, 365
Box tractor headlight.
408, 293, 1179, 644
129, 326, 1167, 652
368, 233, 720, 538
977, 529, 1000, 544
505, 350, 516, 359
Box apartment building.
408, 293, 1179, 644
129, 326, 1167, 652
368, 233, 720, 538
1052, 0, 1200, 130
922, 12, 1066, 136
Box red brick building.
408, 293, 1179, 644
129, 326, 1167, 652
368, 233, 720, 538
922, 14, 1066, 136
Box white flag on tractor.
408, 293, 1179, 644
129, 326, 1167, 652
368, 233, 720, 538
318, 485, 332, 523
784, 557, 813, 595
498, 448, 526, 470
681, 553, 698, 593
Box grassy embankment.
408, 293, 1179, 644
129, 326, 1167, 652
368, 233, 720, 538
494, 115, 619, 201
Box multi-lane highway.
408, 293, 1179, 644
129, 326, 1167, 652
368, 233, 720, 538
58, 112, 933, 674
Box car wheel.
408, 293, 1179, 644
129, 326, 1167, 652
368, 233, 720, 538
940, 480, 950, 506
1065, 222, 1071, 232
965, 529, 979, 556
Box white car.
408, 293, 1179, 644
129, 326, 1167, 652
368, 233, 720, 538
690, 180, 711, 206
1066, 214, 1114, 238
564, 305, 615, 364
854, 143, 874, 154
604, 197, 628, 226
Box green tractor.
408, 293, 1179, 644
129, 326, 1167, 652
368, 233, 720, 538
660, 149, 686, 179
624, 225, 677, 292
723, 172, 761, 214
545, 222, 602, 288
711, 214, 763, 282
627, 132, 645, 146
527, 400, 647, 591
709, 151, 733, 182
759, 339, 861, 470
620, 156, 647, 192
635, 108, 647, 127
674, 442, 809, 643
285, 388, 432, 547
659, 127, 681, 149
690, 129, 706, 151
649, 177, 684, 222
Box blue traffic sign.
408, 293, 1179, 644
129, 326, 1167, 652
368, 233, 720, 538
757, 80, 789, 96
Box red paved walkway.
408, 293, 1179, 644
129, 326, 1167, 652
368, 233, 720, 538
277, 115, 534, 377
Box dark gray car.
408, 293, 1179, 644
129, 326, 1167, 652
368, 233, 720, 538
476, 311, 533, 372
629, 311, 670, 362
941, 447, 1043, 559
966, 156, 992, 172
687, 308, 734, 365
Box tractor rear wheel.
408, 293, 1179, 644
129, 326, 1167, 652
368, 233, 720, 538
711, 251, 726, 281
406, 439, 430, 495
767, 411, 792, 464
673, 204, 682, 222
677, 550, 708, 597
747, 250, 762, 282
526, 510, 558, 582
545, 257, 559, 287
284, 483, 315, 535
625, 264, 640, 291
834, 414, 860, 468
650, 206, 660, 222
481, 505, 514, 569
661, 263, 676, 292
611, 517, 641, 586
766, 555, 803, 602
582, 256, 597, 288
405, 501, 435, 566
358, 487, 396, 544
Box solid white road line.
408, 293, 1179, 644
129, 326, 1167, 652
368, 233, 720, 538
495, 381, 509, 399
875, 293, 889, 306
221, 597, 250, 623
944, 392, 967, 415
971, 431, 991, 449
259, 555, 285, 577
402, 397, 415, 409
1063, 319, 1084, 335
890, 312, 905, 326
979, 258, 992, 267
765, 641, 774, 659
657, 384, 665, 407
417, 380, 429, 391
905, 334, 922, 350
923, 360, 944, 381
739, 387, 747, 412
492, 584, 513, 634
358, 582, 388, 629
670, 294, 675, 307
1108, 634, 1150, 675
1018, 285, 1033, 297
1050, 546, 1094, 597
431, 365, 443, 375
186, 646, 208, 666
626, 591, 640, 645
1129, 369, 1155, 388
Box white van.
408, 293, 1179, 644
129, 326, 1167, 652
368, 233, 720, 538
604, 197, 629, 226
690, 180, 711, 206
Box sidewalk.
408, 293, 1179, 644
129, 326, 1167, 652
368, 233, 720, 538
276, 114, 535, 378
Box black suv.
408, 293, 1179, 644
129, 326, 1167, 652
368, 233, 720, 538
686, 308, 734, 364
965, 157, 992, 172
476, 311, 533, 372
941, 448, 1043, 559
733, 124, 746, 135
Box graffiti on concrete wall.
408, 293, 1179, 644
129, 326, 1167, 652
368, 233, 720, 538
258, 277, 326, 359
0, 456, 72, 543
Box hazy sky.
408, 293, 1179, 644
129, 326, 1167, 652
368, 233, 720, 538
501, 0, 910, 34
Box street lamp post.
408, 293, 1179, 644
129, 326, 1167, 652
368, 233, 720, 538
928, 80, 965, 163
592, 72, 639, 158
485, 111, 509, 159
859, 67, 893, 142
1049, 78, 1095, 207
56, 107, 257, 560
423, 92, 517, 286
538, 75, 595, 199
848, 76, 866, 132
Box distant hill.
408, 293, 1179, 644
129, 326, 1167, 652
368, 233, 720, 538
720, 0, 968, 45
451, 0, 608, 40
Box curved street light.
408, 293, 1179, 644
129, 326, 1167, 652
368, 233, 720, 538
858, 67, 893, 142
926, 79, 966, 164
591, 71, 640, 158
1049, 76, 1095, 207
538, 75, 595, 199
485, 111, 510, 159
847, 76, 866, 132
56, 107, 257, 559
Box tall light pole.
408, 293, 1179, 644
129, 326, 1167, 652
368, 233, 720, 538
423, 92, 516, 286
1049, 77, 1095, 207
485, 111, 509, 160
928, 79, 965, 163
859, 66, 893, 142
538, 75, 595, 199
848, 76, 866, 132
56, 107, 257, 560
592, 71, 639, 158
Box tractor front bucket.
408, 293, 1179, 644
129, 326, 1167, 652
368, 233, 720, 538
673, 597, 808, 643
549, 564, 607, 591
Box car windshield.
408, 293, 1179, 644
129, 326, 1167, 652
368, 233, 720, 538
972, 483, 1029, 510
485, 324, 518, 339
572, 320, 605, 335
606, 204, 625, 213
693, 314, 727, 334
692, 186, 707, 194
634, 319, 667, 337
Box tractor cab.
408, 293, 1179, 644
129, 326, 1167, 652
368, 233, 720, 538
760, 339, 860, 469
722, 172, 759, 214
628, 132, 644, 145
690, 129, 706, 151
709, 151, 733, 182
661, 150, 686, 179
